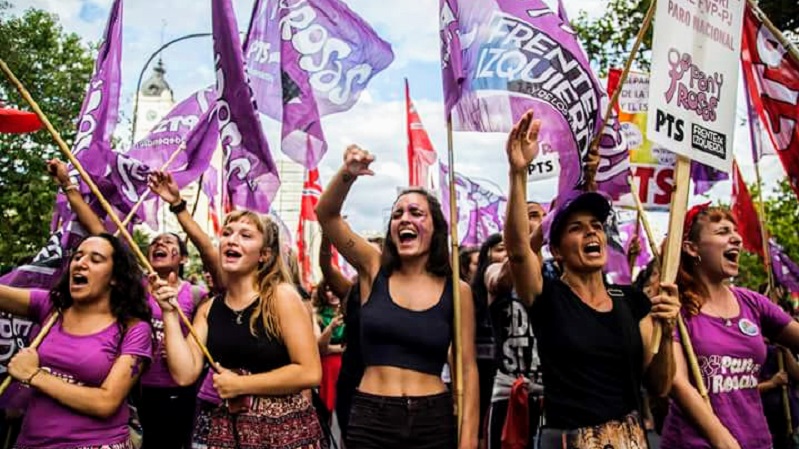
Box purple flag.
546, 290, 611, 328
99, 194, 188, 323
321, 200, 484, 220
213, 0, 280, 213
604, 212, 652, 285
770, 239, 799, 294
440, 163, 507, 246
439, 0, 630, 199
691, 161, 729, 196
244, 0, 394, 168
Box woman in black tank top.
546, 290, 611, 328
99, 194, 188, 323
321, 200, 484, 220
150, 210, 325, 449
317, 145, 479, 449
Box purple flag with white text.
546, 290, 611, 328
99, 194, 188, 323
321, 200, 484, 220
440, 163, 507, 246
244, 0, 394, 169
213, 0, 280, 213
439, 0, 630, 199
770, 239, 799, 294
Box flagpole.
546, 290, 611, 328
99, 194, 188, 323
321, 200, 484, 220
584, 0, 657, 190
0, 313, 59, 396
446, 116, 464, 441
0, 58, 218, 370
627, 176, 710, 405
746, 0, 799, 65
116, 142, 187, 233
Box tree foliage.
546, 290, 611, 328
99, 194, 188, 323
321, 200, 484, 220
0, 4, 94, 262
732, 180, 799, 291
573, 0, 799, 77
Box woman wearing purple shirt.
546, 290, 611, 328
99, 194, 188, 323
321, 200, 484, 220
0, 233, 153, 449
661, 205, 799, 449
48, 159, 207, 448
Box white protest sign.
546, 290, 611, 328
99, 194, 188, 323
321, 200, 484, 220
646, 0, 745, 172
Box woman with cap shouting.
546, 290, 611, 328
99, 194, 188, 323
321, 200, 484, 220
660, 205, 799, 449
503, 110, 681, 448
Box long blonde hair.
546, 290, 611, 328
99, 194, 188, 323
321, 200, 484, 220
223, 210, 292, 339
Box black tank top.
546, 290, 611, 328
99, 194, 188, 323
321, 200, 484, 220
206, 297, 291, 374
360, 269, 453, 376
489, 293, 542, 383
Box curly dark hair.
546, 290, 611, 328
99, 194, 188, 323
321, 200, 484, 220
50, 234, 152, 335
380, 188, 452, 278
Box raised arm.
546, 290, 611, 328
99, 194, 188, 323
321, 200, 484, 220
504, 111, 543, 307
485, 261, 512, 305
47, 159, 105, 235
316, 145, 380, 280
213, 284, 322, 397
148, 171, 223, 288
319, 233, 353, 299
0, 285, 33, 317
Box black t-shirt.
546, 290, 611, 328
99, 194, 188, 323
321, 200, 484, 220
490, 292, 542, 384
530, 279, 651, 429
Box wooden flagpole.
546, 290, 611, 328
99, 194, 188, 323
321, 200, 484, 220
0, 58, 217, 369
445, 117, 464, 440
116, 142, 187, 233
627, 176, 710, 405
0, 313, 59, 396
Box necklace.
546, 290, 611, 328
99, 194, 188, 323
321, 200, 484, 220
226, 295, 259, 325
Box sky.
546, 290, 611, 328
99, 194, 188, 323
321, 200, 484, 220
12, 0, 788, 239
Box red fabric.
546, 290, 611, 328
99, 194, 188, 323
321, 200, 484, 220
605, 68, 623, 114
319, 353, 342, 413
741, 4, 799, 199
297, 168, 322, 288
683, 202, 712, 240
731, 161, 765, 258
501, 377, 529, 449
406, 79, 437, 188
0, 107, 42, 133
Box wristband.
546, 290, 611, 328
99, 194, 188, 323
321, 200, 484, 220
22, 368, 43, 386
169, 199, 187, 214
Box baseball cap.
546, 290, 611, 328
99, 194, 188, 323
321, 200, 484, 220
542, 190, 613, 250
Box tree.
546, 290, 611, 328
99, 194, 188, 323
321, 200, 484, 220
573, 0, 799, 77
731, 179, 799, 291
0, 4, 94, 262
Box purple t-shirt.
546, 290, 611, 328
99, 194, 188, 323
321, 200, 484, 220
660, 287, 791, 449
141, 282, 204, 388
16, 290, 153, 449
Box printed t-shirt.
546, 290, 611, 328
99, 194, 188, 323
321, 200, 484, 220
16, 289, 153, 448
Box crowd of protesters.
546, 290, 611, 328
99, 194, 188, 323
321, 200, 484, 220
0, 111, 797, 449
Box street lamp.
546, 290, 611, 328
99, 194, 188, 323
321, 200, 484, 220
130, 32, 212, 146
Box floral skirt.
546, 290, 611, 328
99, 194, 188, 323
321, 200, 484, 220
192, 394, 326, 449
538, 412, 648, 449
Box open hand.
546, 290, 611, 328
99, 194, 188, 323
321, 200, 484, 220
148, 170, 181, 205
506, 110, 541, 174
343, 145, 375, 179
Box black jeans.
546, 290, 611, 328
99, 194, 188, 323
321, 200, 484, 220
138, 385, 196, 449
346, 390, 455, 449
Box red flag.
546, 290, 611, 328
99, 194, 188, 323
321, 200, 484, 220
297, 168, 322, 288
406, 79, 437, 188
731, 161, 764, 258
741, 5, 799, 198
0, 107, 42, 134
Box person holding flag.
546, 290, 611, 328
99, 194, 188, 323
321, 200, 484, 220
317, 144, 479, 448
660, 205, 799, 449
47, 160, 207, 448
503, 110, 680, 448
0, 233, 153, 449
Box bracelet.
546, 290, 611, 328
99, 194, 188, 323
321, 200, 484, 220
169, 199, 187, 214
62, 184, 78, 193
22, 368, 43, 386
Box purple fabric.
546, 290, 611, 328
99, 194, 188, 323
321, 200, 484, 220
16, 290, 153, 448
439, 163, 506, 246
142, 282, 204, 388
770, 239, 799, 294
244, 0, 394, 169
691, 160, 729, 196
661, 288, 792, 449
438, 0, 630, 199
213, 0, 281, 213
604, 214, 652, 285
128, 88, 220, 228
